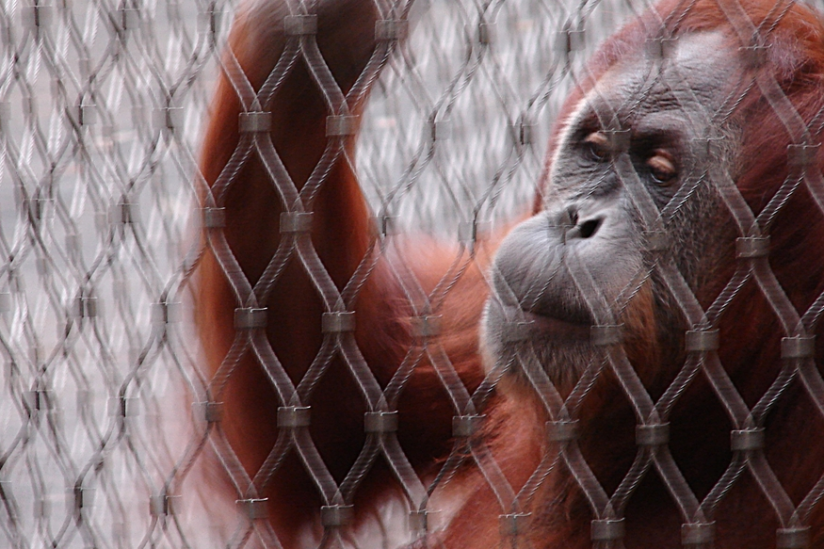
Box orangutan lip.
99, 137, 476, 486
503, 307, 591, 341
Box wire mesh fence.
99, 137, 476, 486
0, 1, 222, 547
1, 0, 824, 547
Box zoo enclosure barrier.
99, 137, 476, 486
0, 0, 823, 547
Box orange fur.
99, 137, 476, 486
197, 0, 824, 547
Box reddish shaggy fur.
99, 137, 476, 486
196, 0, 824, 546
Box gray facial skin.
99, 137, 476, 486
482, 31, 743, 389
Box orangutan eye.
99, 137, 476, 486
646, 150, 678, 184
582, 131, 611, 162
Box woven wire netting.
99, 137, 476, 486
0, 1, 633, 546
1, 0, 824, 547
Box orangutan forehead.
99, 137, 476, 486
579, 31, 742, 125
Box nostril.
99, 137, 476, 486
579, 217, 602, 239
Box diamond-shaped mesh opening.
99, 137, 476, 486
762, 381, 824, 504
